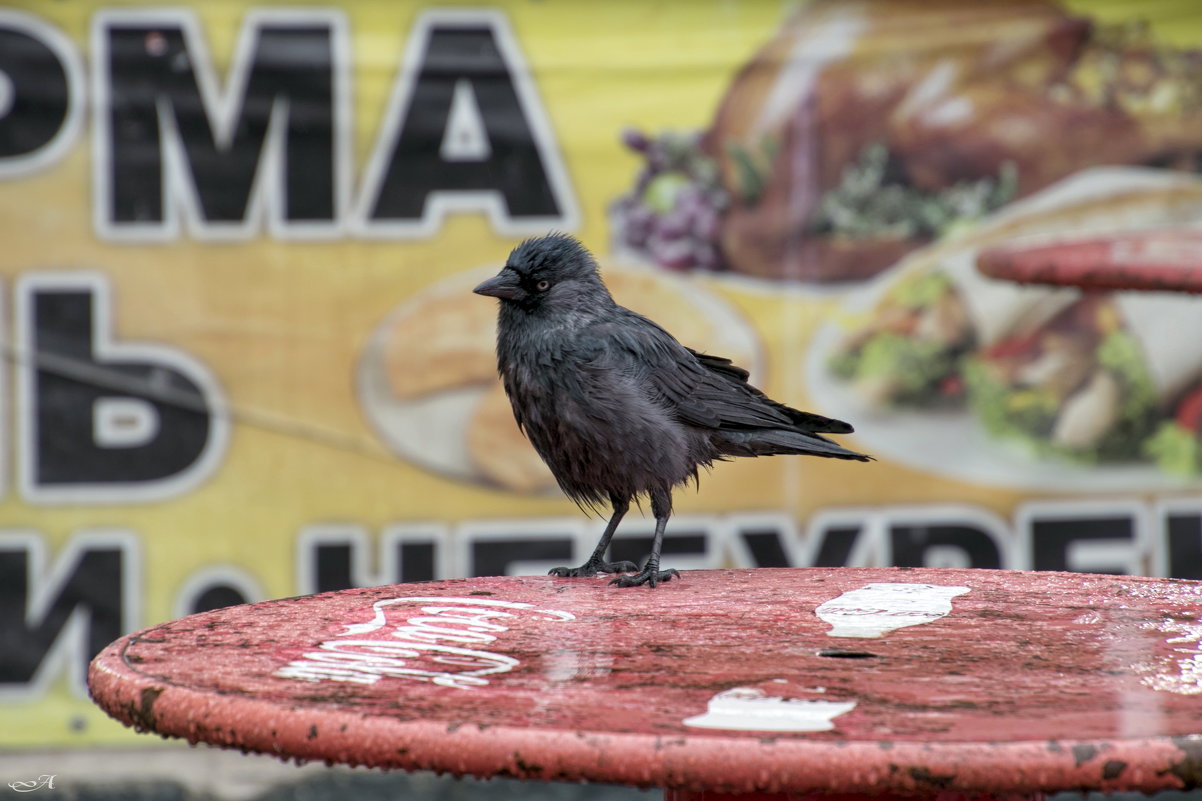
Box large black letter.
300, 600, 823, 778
0, 532, 136, 696
297, 524, 446, 593
19, 274, 227, 503
361, 10, 576, 236
1163, 510, 1202, 580
95, 10, 346, 240
0, 10, 83, 178
735, 525, 794, 568
890, 523, 1003, 569
1024, 506, 1142, 575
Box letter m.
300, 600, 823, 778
92, 9, 349, 241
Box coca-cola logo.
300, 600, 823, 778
275, 596, 575, 690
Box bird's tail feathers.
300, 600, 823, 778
786, 410, 855, 434
716, 429, 873, 462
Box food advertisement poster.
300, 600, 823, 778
4, 0, 1202, 747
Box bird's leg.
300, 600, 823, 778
548, 496, 638, 578
611, 490, 680, 588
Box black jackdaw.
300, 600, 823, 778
474, 234, 872, 587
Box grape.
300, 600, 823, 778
609, 128, 730, 273
621, 127, 651, 154
692, 205, 719, 241
622, 204, 655, 248
649, 234, 694, 271
656, 208, 689, 240
693, 243, 719, 272
634, 166, 655, 195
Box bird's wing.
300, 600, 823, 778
583, 311, 854, 435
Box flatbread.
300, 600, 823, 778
467, 382, 557, 493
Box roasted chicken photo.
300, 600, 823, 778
612, 0, 1202, 282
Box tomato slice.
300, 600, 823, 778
982, 332, 1041, 361
1176, 385, 1202, 433
939, 374, 964, 398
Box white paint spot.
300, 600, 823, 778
683, 687, 856, 732
145, 31, 168, 57
816, 582, 970, 639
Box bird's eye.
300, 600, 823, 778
535, 280, 550, 292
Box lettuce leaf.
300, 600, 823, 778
1094, 330, 1160, 460
890, 272, 953, 310
811, 143, 1017, 240
963, 359, 1058, 443
964, 330, 1160, 462
830, 332, 962, 406
1143, 422, 1202, 476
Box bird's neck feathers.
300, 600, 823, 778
497, 291, 610, 342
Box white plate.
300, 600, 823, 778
804, 279, 1201, 493
358, 259, 764, 490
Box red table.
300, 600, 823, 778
88, 567, 1202, 800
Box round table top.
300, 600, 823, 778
89, 567, 1202, 795
977, 230, 1202, 294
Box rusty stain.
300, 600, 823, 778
908, 766, 955, 789
514, 755, 544, 775
1072, 744, 1098, 766
125, 686, 163, 732
1170, 737, 1202, 786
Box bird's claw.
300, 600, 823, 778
609, 567, 681, 588
548, 560, 638, 578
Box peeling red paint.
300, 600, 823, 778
87, 568, 1202, 795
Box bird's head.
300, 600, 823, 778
473, 234, 613, 316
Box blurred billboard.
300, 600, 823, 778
2, 0, 1202, 748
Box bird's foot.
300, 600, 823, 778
609, 565, 681, 588
548, 559, 638, 578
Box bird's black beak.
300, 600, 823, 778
473, 271, 522, 301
